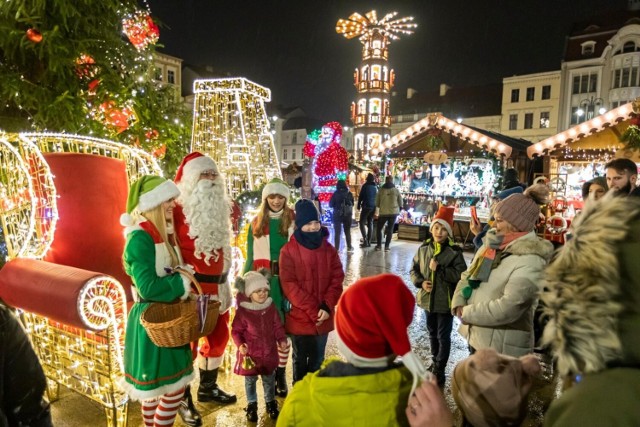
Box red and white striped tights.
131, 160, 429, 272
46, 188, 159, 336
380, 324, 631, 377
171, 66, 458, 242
141, 387, 185, 427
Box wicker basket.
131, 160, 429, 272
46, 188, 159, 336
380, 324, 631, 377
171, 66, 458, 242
141, 268, 222, 348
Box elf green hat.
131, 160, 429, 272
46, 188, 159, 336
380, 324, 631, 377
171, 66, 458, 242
120, 175, 180, 226
262, 177, 290, 201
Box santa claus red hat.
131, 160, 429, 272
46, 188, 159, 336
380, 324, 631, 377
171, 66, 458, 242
335, 273, 427, 396
430, 206, 455, 237
322, 121, 343, 142
174, 152, 218, 184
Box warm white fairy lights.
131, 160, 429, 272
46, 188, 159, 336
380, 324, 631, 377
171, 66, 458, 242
0, 132, 160, 427
191, 78, 282, 199
388, 114, 513, 158
527, 102, 634, 158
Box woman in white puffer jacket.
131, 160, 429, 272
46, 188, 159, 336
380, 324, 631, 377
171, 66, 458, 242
451, 184, 554, 357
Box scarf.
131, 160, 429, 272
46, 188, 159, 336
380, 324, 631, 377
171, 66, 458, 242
461, 230, 528, 299
293, 226, 328, 249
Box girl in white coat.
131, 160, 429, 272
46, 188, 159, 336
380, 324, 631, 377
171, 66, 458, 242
452, 184, 554, 357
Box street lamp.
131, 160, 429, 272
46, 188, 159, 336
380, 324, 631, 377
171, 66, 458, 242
575, 96, 606, 122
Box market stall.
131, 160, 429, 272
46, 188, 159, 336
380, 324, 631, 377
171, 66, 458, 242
527, 99, 640, 244
384, 113, 532, 246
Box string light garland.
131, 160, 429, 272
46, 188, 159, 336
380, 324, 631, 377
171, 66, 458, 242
191, 78, 282, 199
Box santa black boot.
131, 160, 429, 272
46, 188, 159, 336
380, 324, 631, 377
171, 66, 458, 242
275, 366, 288, 397
266, 400, 279, 420
245, 402, 258, 422
197, 368, 237, 404
177, 385, 203, 426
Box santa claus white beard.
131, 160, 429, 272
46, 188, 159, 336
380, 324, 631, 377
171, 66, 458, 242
181, 178, 231, 265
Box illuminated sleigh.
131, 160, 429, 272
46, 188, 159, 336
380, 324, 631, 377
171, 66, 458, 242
0, 132, 161, 427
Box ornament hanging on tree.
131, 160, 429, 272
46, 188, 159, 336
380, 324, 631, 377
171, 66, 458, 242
95, 100, 138, 134
74, 54, 99, 79
122, 10, 159, 51
26, 28, 43, 43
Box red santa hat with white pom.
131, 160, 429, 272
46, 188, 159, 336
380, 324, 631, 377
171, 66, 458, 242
174, 151, 219, 184
335, 273, 428, 399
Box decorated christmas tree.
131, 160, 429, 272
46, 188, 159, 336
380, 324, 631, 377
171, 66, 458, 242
0, 0, 190, 173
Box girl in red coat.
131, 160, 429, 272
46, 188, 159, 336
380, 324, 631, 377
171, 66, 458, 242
231, 270, 287, 422
279, 199, 344, 383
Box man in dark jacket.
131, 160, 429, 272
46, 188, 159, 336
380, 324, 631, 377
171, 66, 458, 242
0, 304, 52, 426
357, 173, 378, 248
329, 179, 355, 251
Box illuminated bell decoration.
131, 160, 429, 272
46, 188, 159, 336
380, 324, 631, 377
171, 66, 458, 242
26, 28, 43, 43
122, 10, 159, 51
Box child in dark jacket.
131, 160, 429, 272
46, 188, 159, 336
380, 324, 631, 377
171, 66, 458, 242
410, 206, 467, 387
232, 270, 288, 422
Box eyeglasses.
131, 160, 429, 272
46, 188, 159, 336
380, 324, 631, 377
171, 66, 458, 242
200, 171, 218, 178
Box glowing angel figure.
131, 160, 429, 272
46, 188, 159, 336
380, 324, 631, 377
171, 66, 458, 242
336, 10, 416, 42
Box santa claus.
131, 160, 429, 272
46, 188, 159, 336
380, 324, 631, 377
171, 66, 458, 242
173, 152, 236, 426
304, 121, 349, 203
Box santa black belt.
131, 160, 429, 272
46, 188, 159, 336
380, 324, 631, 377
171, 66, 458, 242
194, 272, 228, 284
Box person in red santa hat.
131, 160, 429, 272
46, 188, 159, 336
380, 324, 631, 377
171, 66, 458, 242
173, 152, 236, 426
278, 273, 429, 426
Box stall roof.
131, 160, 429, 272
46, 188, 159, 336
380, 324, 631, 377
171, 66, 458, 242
388, 113, 531, 159
527, 101, 636, 158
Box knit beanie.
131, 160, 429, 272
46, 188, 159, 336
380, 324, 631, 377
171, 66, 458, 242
335, 273, 427, 398
294, 199, 320, 229
452, 348, 541, 427
120, 175, 180, 226
262, 177, 290, 202
237, 270, 270, 297
493, 184, 549, 232
430, 206, 454, 237
174, 152, 218, 184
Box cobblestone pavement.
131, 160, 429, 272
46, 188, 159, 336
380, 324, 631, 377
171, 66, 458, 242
51, 228, 561, 426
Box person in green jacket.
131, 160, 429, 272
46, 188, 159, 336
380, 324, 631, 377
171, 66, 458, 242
119, 176, 195, 427
541, 193, 640, 427
411, 206, 467, 387
277, 273, 428, 427
243, 178, 295, 397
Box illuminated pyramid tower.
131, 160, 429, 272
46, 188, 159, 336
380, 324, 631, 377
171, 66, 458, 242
337, 11, 416, 161
191, 78, 281, 198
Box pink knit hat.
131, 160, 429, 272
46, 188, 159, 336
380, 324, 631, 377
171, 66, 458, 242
493, 183, 549, 232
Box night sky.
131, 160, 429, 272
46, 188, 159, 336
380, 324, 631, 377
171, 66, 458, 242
150, 0, 628, 122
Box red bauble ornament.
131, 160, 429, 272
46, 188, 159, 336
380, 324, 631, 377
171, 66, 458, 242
26, 28, 43, 43
122, 11, 160, 51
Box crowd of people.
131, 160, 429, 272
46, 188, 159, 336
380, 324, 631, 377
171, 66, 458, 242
4, 153, 639, 426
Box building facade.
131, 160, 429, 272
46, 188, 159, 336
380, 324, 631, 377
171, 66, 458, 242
501, 71, 561, 142
558, 11, 640, 130
152, 52, 183, 102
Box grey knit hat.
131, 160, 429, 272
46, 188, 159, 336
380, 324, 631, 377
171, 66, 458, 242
494, 184, 549, 232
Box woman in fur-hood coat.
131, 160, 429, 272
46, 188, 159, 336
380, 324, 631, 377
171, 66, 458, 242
542, 194, 640, 427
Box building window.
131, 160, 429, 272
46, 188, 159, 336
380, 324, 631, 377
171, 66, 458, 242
292, 149, 296, 160
541, 85, 551, 100
540, 112, 550, 128
167, 69, 175, 84
369, 98, 381, 114
358, 99, 366, 114
581, 41, 596, 56
623, 41, 636, 53
511, 89, 519, 103
283, 149, 287, 160
572, 73, 598, 94
509, 114, 518, 130
371, 65, 381, 80
524, 113, 534, 129
526, 87, 535, 101
570, 107, 580, 125
291, 133, 297, 144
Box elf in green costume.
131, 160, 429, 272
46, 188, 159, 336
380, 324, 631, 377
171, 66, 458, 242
119, 175, 195, 427
243, 178, 294, 397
